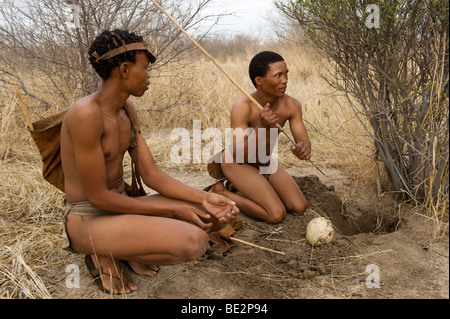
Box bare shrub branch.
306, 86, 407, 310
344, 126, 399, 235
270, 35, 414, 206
0, 0, 221, 109
276, 0, 449, 207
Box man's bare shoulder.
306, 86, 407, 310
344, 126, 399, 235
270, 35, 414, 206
283, 94, 301, 107
231, 95, 253, 115
283, 94, 303, 114
124, 99, 141, 131
230, 96, 255, 127
66, 95, 99, 117
64, 95, 103, 131
124, 98, 138, 118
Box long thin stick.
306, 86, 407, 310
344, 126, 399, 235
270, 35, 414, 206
150, 0, 325, 176
14, 84, 34, 131
230, 237, 285, 256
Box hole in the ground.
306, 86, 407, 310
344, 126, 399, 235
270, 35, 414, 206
293, 175, 400, 235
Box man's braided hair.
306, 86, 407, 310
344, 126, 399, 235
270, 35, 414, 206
88, 29, 152, 80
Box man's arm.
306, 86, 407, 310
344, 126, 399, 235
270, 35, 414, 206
229, 99, 253, 162
288, 99, 311, 160
125, 101, 239, 223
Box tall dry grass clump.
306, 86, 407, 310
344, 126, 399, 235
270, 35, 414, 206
0, 91, 67, 298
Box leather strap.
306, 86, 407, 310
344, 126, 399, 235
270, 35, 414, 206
123, 104, 146, 197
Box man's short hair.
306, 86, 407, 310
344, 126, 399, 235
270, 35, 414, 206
88, 29, 155, 80
249, 51, 284, 88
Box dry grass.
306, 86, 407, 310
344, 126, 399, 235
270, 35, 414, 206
0, 39, 446, 299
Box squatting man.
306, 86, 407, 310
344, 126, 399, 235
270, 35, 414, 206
61, 29, 239, 294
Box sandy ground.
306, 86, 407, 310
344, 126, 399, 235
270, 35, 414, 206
50, 166, 449, 303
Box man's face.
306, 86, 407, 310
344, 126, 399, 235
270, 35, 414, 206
258, 61, 289, 97
127, 52, 151, 97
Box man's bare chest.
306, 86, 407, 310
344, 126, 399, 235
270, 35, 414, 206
101, 114, 132, 159
249, 105, 290, 128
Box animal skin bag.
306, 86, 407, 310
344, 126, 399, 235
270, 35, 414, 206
28, 106, 145, 196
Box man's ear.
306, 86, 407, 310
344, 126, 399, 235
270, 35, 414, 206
255, 76, 263, 87
120, 62, 129, 79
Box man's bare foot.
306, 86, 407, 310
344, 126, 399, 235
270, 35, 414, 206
208, 180, 238, 194
225, 180, 238, 193
125, 260, 160, 277
88, 255, 138, 294
208, 180, 225, 194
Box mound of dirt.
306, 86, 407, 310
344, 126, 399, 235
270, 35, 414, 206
293, 175, 399, 235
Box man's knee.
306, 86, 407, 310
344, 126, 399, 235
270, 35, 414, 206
266, 206, 287, 224
291, 200, 308, 215
177, 228, 209, 262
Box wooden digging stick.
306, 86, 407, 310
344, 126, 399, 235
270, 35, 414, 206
150, 0, 326, 176
230, 237, 285, 256
14, 84, 34, 131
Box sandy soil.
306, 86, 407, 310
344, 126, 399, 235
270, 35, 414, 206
52, 166, 449, 301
